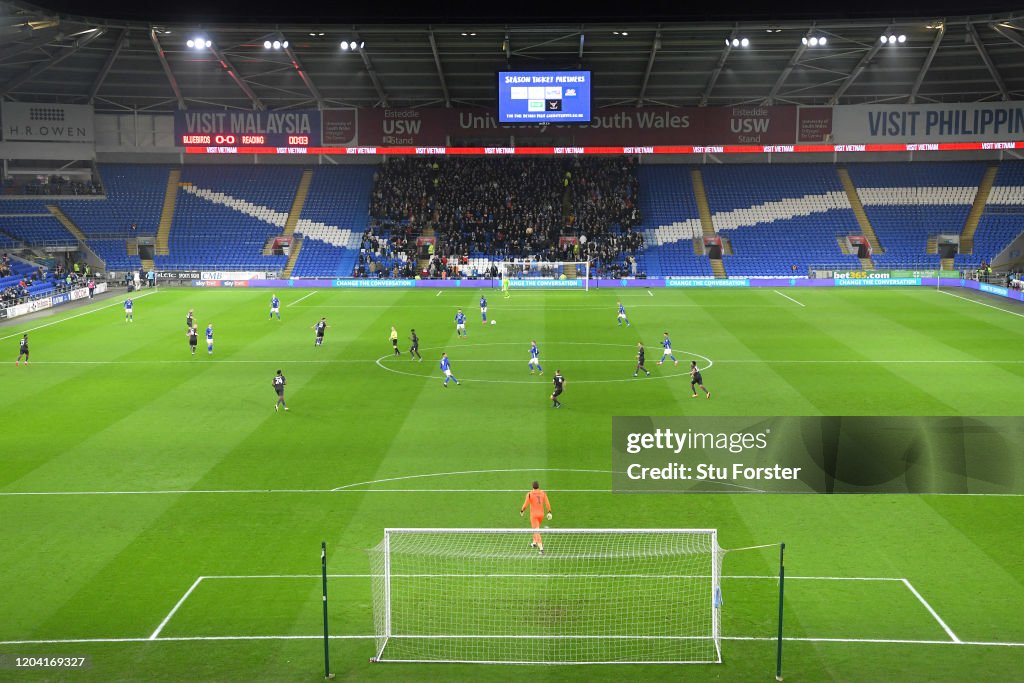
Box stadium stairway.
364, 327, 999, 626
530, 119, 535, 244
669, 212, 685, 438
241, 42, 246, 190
46, 205, 87, 242
690, 168, 716, 237
45, 205, 106, 269
282, 236, 303, 278
926, 235, 938, 254
564, 262, 578, 278
691, 167, 725, 274
940, 256, 955, 270
837, 167, 883, 263
960, 165, 998, 255
141, 257, 155, 273
155, 169, 181, 256
264, 168, 313, 255
283, 169, 313, 240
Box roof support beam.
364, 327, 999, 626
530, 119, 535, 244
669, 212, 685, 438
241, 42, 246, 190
766, 28, 814, 105
829, 26, 891, 104
700, 26, 737, 107
0, 29, 61, 64
578, 25, 585, 59
968, 22, 1009, 101
0, 28, 105, 97
89, 28, 126, 103
427, 29, 450, 108
208, 43, 264, 111
636, 27, 661, 107
282, 38, 323, 109
354, 32, 389, 107
909, 24, 944, 103
149, 29, 185, 110
991, 22, 1024, 50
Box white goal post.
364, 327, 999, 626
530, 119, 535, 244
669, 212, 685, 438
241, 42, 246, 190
368, 528, 724, 665
498, 261, 591, 290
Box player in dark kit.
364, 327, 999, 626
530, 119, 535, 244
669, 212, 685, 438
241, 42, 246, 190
187, 325, 198, 355
313, 318, 327, 347
409, 329, 422, 361
273, 370, 288, 411
186, 309, 194, 330
634, 342, 650, 377
690, 360, 711, 399
550, 370, 565, 408
16, 334, 29, 366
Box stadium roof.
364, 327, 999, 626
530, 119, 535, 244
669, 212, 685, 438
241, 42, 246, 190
2, 0, 1024, 113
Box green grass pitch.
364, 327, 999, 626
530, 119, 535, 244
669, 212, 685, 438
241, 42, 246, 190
1, 285, 1022, 681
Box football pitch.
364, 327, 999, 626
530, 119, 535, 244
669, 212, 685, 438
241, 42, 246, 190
1, 285, 1022, 681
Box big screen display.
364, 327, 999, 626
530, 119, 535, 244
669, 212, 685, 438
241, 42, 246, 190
497, 71, 592, 124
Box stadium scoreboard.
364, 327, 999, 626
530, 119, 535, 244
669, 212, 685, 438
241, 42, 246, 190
497, 71, 592, 124
175, 110, 319, 148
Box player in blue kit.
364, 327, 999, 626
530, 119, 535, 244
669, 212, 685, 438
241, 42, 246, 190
480, 295, 488, 324
440, 352, 460, 387
206, 323, 214, 354
270, 294, 281, 320
617, 301, 630, 327
657, 331, 678, 366
528, 340, 543, 375
124, 298, 133, 322
455, 309, 467, 338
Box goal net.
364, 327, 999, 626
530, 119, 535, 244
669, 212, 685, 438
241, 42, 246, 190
368, 528, 723, 665
499, 261, 591, 290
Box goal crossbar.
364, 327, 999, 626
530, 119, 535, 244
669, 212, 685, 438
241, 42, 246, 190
369, 528, 723, 665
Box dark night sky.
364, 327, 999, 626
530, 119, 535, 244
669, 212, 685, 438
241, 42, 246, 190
25, 0, 1024, 24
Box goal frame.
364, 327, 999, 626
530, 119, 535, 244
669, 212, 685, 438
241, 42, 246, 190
371, 527, 722, 665
498, 260, 592, 291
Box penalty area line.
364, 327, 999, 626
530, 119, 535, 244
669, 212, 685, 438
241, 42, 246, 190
773, 290, 805, 307
938, 290, 1024, 319
286, 291, 317, 307
149, 577, 204, 640
902, 578, 961, 643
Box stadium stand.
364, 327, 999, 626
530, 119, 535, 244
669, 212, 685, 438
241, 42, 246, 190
638, 166, 709, 277
958, 160, 1024, 270
0, 214, 77, 246
699, 164, 861, 276
291, 166, 375, 277
846, 162, 987, 270
155, 166, 302, 272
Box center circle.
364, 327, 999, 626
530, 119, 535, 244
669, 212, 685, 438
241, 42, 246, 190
375, 342, 713, 385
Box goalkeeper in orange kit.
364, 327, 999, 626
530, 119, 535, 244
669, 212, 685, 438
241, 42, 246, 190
520, 480, 552, 555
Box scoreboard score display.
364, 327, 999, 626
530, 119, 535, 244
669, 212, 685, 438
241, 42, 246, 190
497, 71, 592, 124
174, 110, 320, 148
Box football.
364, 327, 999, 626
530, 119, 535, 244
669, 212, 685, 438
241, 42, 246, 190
490, 320, 496, 325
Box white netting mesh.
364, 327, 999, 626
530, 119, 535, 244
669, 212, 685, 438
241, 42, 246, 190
500, 261, 590, 288
369, 529, 723, 664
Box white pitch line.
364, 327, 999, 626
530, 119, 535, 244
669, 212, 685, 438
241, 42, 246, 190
149, 577, 204, 640
3, 487, 1022, 498
647, 289, 654, 297
331, 467, 609, 491
201, 573, 902, 581
286, 291, 317, 307
939, 290, 1024, 319
902, 578, 961, 643
0, 288, 160, 342
436, 291, 442, 297
774, 290, 805, 307
1, 635, 1022, 648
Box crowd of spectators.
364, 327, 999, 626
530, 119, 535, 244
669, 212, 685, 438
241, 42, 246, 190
0, 254, 92, 306
2, 174, 102, 196
354, 228, 416, 279
367, 157, 645, 276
